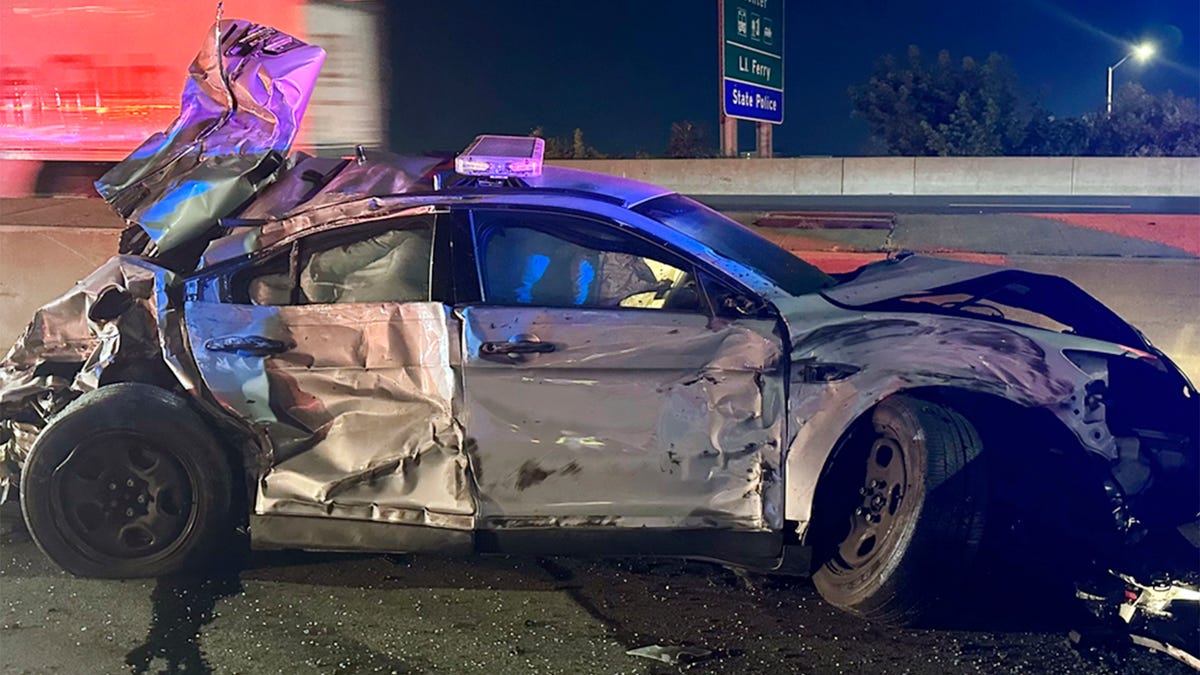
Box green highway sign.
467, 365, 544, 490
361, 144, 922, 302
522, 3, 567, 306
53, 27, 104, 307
721, 0, 784, 124
724, 42, 782, 89
723, 0, 783, 60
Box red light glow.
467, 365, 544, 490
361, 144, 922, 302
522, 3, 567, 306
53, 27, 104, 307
0, 1, 303, 160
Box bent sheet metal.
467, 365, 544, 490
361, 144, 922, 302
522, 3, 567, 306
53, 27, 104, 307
0, 257, 176, 496
183, 296, 786, 533
95, 20, 324, 254
185, 301, 474, 530
460, 307, 785, 531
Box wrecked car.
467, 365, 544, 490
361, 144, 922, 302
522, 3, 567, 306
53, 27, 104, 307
1, 19, 1196, 627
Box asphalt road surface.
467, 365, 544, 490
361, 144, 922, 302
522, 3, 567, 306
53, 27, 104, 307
1, 502, 1191, 675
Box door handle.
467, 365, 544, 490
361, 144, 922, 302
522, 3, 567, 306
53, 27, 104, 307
204, 335, 293, 357
480, 339, 556, 357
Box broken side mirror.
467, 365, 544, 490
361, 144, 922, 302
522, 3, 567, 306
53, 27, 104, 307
720, 293, 767, 317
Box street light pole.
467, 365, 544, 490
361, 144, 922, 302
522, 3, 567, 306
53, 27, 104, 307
1106, 55, 1127, 115
1107, 43, 1156, 115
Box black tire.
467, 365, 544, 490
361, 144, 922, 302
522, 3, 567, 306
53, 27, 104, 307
811, 395, 987, 625
20, 383, 232, 578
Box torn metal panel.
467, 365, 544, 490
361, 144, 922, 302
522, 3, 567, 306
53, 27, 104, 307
238, 151, 447, 221
0, 256, 180, 494
184, 301, 473, 531
200, 198, 442, 270
776, 294, 1119, 530
195, 151, 445, 271
95, 20, 324, 254
1, 257, 162, 401
195, 175, 683, 274
232, 154, 349, 220
460, 307, 784, 530
236, 159, 668, 219
822, 254, 1147, 349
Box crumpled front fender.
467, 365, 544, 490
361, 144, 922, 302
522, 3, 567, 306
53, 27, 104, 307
0, 256, 189, 496
781, 313, 1117, 533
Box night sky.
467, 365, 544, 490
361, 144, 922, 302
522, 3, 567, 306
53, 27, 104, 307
384, 0, 1200, 157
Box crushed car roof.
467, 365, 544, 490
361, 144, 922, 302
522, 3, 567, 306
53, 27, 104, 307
236, 149, 673, 222
91, 19, 670, 266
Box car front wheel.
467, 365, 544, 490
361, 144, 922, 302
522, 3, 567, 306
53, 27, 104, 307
811, 394, 988, 625
20, 383, 233, 578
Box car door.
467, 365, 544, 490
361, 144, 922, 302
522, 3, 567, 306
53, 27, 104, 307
184, 212, 476, 537
457, 207, 786, 532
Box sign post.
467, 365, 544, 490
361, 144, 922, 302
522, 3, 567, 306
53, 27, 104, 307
719, 0, 783, 157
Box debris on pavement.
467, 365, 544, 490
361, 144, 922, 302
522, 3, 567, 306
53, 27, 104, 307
626, 644, 714, 666
1073, 568, 1200, 672
1130, 633, 1200, 671
1115, 572, 1200, 622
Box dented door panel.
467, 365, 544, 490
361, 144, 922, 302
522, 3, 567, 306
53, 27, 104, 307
184, 300, 474, 529
459, 306, 785, 531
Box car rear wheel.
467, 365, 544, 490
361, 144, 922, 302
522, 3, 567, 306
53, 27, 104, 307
812, 395, 987, 625
20, 383, 232, 578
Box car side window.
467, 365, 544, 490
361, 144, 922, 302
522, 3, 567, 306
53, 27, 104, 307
232, 215, 434, 305
472, 210, 702, 312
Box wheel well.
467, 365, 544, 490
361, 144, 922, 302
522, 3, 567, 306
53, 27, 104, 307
98, 357, 180, 391
805, 387, 1114, 554
92, 372, 253, 527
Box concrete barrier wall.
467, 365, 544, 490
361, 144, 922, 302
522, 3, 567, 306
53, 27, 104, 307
551, 156, 1200, 197
4, 156, 1196, 198
1071, 157, 1200, 196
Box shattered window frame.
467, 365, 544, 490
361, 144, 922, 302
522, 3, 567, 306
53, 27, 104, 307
229, 214, 440, 306
464, 206, 715, 314
634, 194, 836, 297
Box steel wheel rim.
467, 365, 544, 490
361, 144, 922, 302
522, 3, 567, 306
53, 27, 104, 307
834, 435, 909, 572
49, 431, 194, 560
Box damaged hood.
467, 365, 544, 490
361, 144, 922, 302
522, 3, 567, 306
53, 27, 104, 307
95, 20, 324, 254
821, 254, 1148, 350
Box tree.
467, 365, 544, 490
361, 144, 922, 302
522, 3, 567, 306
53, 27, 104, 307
1087, 84, 1200, 157
849, 46, 1034, 156
850, 47, 1199, 156
570, 128, 606, 159
1019, 114, 1093, 156
530, 126, 606, 159
529, 126, 572, 159
666, 120, 712, 158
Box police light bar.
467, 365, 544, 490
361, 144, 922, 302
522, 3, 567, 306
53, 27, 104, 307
455, 135, 544, 178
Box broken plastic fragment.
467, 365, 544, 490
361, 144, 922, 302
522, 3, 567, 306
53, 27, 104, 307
1130, 634, 1200, 671
625, 644, 713, 666
1116, 572, 1200, 622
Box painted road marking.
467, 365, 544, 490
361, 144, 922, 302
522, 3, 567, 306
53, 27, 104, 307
948, 203, 1133, 209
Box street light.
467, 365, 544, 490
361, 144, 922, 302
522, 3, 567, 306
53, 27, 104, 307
1107, 42, 1156, 114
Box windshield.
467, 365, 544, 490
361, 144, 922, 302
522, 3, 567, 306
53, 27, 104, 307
633, 194, 836, 296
